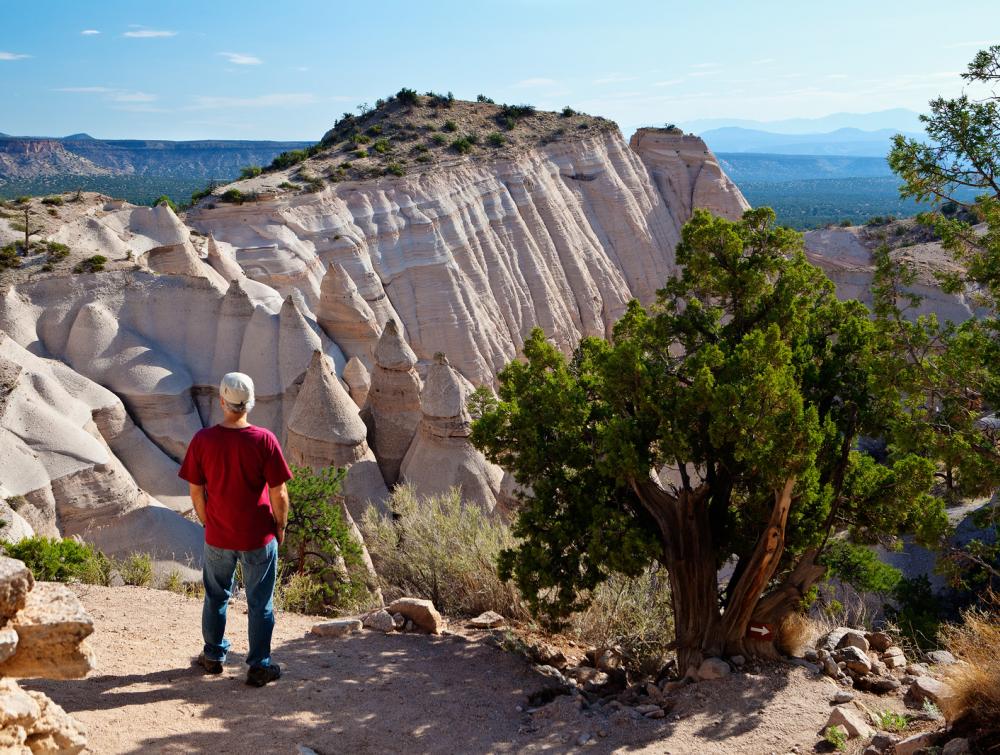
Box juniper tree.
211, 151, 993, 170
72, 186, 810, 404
471, 208, 946, 671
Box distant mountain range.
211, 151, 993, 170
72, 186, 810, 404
0, 133, 312, 182
700, 126, 924, 157
681, 108, 924, 135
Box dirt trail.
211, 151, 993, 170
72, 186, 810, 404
26, 585, 862, 754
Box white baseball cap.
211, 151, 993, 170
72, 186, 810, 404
220, 372, 255, 413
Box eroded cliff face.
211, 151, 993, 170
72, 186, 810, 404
0, 116, 750, 559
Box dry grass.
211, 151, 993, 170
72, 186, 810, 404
939, 603, 1000, 725
776, 611, 815, 657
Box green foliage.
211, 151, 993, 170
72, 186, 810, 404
119, 552, 153, 586
821, 539, 902, 594
498, 103, 536, 120
476, 94, 495, 104
353, 148, 368, 158
219, 188, 246, 204
873, 709, 911, 732
275, 570, 327, 613
351, 133, 371, 145
72, 255, 107, 274
45, 241, 70, 264
0, 244, 22, 272
471, 208, 940, 651
561, 106, 577, 117
278, 181, 299, 190
396, 87, 419, 106
269, 149, 309, 171
283, 465, 372, 612
3, 536, 110, 584
41, 195, 63, 206
372, 138, 391, 154
153, 195, 178, 212
431, 134, 447, 146
450, 137, 474, 155
190, 182, 216, 204
823, 725, 847, 752
239, 165, 263, 179
487, 131, 506, 148
361, 486, 527, 619
385, 162, 405, 177
443, 120, 458, 133
888, 575, 944, 649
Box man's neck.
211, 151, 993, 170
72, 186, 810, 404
220, 415, 250, 429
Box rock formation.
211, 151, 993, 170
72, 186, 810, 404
399, 354, 503, 510
342, 356, 370, 408
316, 264, 382, 368
368, 321, 422, 486
285, 350, 389, 518
0, 556, 93, 753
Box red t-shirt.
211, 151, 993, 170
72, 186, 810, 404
178, 425, 293, 551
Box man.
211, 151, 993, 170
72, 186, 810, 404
178, 372, 292, 687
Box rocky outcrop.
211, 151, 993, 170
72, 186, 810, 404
343, 356, 370, 409
0, 556, 93, 753
285, 350, 388, 518
629, 128, 750, 228
399, 354, 503, 510
316, 264, 383, 368
368, 322, 422, 486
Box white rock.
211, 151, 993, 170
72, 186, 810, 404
362, 610, 395, 633
825, 706, 874, 739
310, 619, 363, 638
697, 657, 730, 681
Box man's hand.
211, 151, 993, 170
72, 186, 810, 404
269, 482, 289, 545
188, 483, 207, 525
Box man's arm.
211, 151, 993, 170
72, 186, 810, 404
189, 483, 207, 525
269, 482, 290, 544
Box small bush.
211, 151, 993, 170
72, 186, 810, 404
0, 244, 22, 272
3, 536, 110, 584
362, 486, 527, 619
372, 138, 391, 154
119, 553, 153, 586
873, 710, 910, 732
443, 120, 458, 133
276, 570, 327, 614
823, 725, 847, 752
939, 603, 1000, 725
561, 106, 577, 117
278, 181, 299, 190
385, 162, 405, 177
396, 87, 419, 106
416, 154, 432, 164
190, 184, 216, 204
367, 124, 383, 136
239, 165, 263, 179
269, 149, 309, 171
451, 137, 474, 154
431, 134, 447, 146
353, 148, 368, 159
888, 575, 944, 648
219, 188, 246, 204
465, 132, 480, 145
776, 611, 814, 657
500, 116, 517, 131
45, 241, 70, 263
41, 195, 64, 206
487, 132, 506, 147
302, 176, 325, 193
153, 195, 178, 212
72, 255, 107, 274
498, 103, 536, 121
163, 570, 185, 594
351, 133, 371, 145
476, 94, 495, 104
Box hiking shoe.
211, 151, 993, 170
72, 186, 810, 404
246, 663, 281, 687
196, 653, 223, 675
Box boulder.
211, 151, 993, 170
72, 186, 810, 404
0, 583, 95, 679
906, 676, 951, 707
564, 667, 610, 689
24, 690, 87, 754
387, 598, 443, 634
867, 631, 893, 652
697, 657, 730, 681
836, 645, 872, 674
926, 650, 957, 666
467, 611, 505, 629
832, 690, 854, 704
362, 610, 395, 633
0, 678, 41, 729
942, 737, 971, 754
895, 732, 938, 755
310, 619, 363, 638
0, 558, 34, 622
528, 641, 567, 669
837, 631, 870, 654
818, 627, 853, 653
853, 674, 901, 694
870, 732, 900, 751
0, 628, 18, 664
826, 706, 875, 739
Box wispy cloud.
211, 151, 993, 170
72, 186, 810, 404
124, 29, 176, 38
56, 86, 158, 103
188, 93, 318, 109
514, 77, 557, 88
593, 73, 637, 85
652, 79, 683, 87
81, 29, 100, 36
0, 52, 30, 60
218, 52, 262, 65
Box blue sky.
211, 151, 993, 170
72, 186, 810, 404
1, 0, 998, 141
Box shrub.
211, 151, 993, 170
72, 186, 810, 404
823, 725, 847, 752
416, 154, 432, 164
372, 138, 391, 154
275, 570, 327, 614
302, 176, 325, 193
239, 165, 263, 179
219, 188, 246, 204
278, 181, 299, 190
361, 486, 527, 619
500, 116, 517, 131
72, 255, 107, 274
353, 149, 368, 159
821, 539, 902, 594
498, 103, 536, 120
283, 465, 374, 613
431, 134, 447, 146
3, 536, 110, 584
351, 133, 371, 145
41, 195, 64, 206
163, 570, 185, 594
443, 120, 458, 133
476, 94, 495, 104
45, 241, 70, 264
465, 132, 480, 145
451, 137, 474, 155
487, 132, 506, 147
939, 603, 1000, 725
561, 106, 577, 117
190, 183, 216, 204
0, 244, 22, 272
888, 575, 944, 648
269, 149, 309, 171
396, 87, 419, 106
153, 195, 178, 212
367, 124, 382, 136
873, 710, 910, 732
385, 162, 405, 177
119, 553, 153, 586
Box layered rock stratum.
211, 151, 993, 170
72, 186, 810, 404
0, 95, 750, 563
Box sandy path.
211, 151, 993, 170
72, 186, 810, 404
25, 585, 884, 754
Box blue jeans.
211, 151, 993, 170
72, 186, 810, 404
202, 539, 278, 668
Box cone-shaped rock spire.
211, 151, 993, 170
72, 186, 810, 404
369, 321, 422, 486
